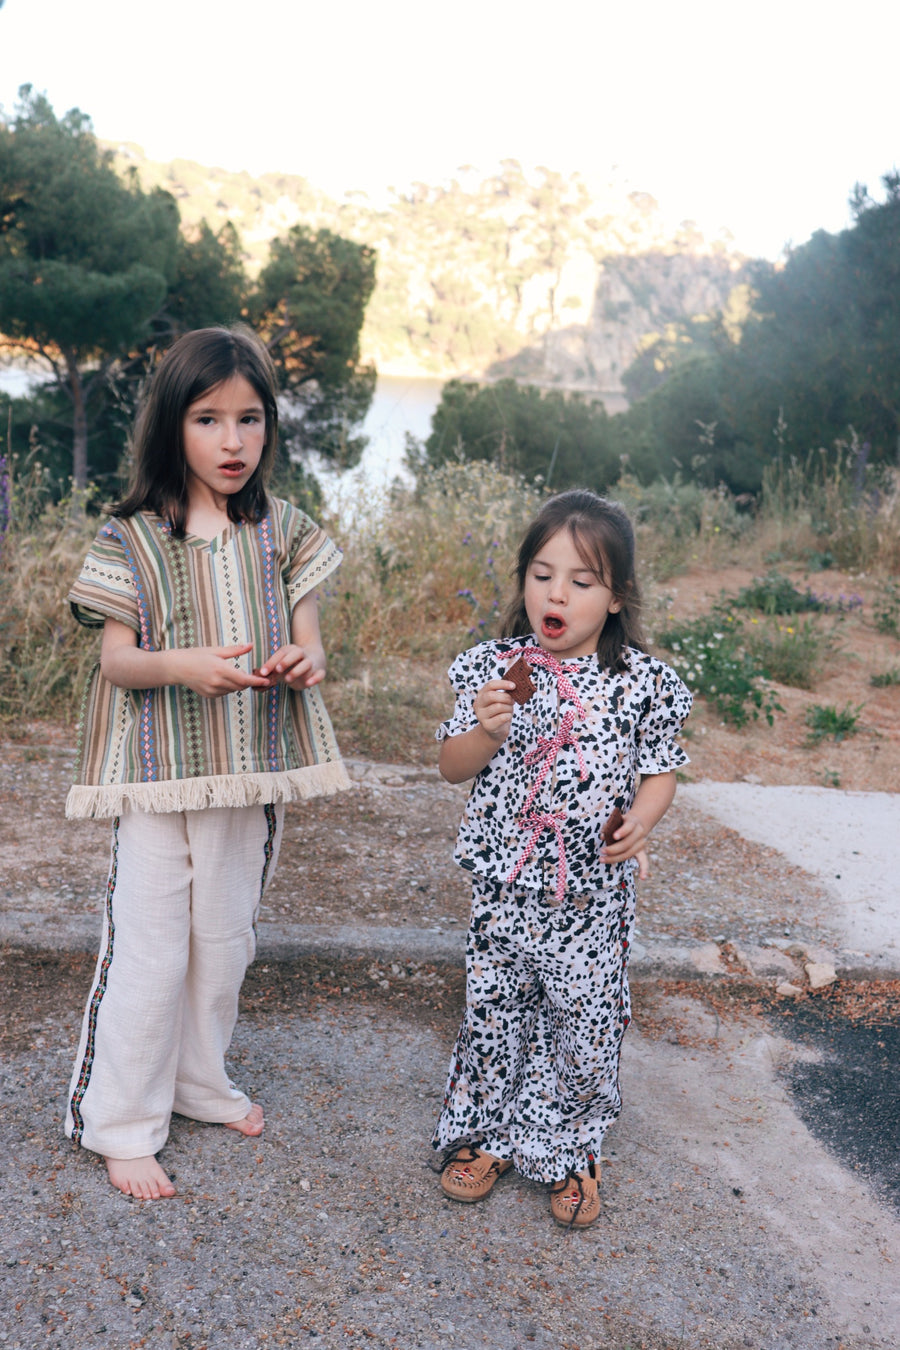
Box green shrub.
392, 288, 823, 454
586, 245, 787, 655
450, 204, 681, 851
872, 580, 900, 637
870, 667, 900, 688
733, 571, 823, 615
804, 703, 863, 744
744, 617, 838, 689
658, 612, 782, 727
615, 473, 748, 578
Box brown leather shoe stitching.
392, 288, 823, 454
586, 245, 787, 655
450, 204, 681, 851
549, 1163, 601, 1228
440, 1144, 512, 1203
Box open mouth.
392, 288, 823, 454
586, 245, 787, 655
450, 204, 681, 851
220, 461, 246, 476
541, 614, 566, 637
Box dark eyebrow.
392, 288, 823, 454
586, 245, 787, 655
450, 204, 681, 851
531, 554, 597, 575
188, 399, 265, 416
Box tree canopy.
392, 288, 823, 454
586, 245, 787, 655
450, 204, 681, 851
610, 176, 900, 492
0, 90, 377, 490
0, 87, 180, 486
252, 225, 377, 466
420, 378, 618, 492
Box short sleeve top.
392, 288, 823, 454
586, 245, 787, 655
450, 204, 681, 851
437, 637, 692, 898
66, 498, 350, 818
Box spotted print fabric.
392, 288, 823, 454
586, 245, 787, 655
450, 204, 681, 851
436, 638, 692, 900
433, 637, 691, 1181
433, 876, 635, 1182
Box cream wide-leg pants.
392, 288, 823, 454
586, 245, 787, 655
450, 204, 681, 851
66, 802, 283, 1160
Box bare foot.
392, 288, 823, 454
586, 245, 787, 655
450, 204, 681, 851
105, 1154, 176, 1199
225, 1102, 264, 1137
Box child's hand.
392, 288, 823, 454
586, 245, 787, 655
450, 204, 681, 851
599, 809, 651, 866
473, 679, 515, 743
101, 621, 269, 697
255, 642, 326, 689
600, 772, 676, 873
173, 643, 273, 698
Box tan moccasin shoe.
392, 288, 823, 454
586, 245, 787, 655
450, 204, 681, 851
549, 1161, 601, 1228
440, 1144, 512, 1203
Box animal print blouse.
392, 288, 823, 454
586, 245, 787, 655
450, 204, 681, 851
436, 638, 692, 902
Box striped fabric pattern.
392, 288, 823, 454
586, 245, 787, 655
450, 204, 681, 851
66, 499, 350, 819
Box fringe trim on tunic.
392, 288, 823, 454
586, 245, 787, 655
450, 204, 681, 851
65, 761, 352, 820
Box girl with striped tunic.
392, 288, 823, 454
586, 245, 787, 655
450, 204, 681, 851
65, 327, 349, 1199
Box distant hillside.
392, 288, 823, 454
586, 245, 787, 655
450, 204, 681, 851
110, 145, 750, 406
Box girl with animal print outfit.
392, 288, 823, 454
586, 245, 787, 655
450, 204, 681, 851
433, 489, 691, 1227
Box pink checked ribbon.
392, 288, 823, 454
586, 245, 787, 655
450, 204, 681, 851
520, 709, 588, 815
500, 645, 586, 717
506, 809, 569, 906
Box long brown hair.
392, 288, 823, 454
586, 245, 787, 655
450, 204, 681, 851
113, 326, 279, 537
501, 489, 645, 671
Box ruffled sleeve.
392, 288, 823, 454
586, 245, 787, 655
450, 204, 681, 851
635, 659, 693, 775
68, 520, 141, 632
435, 644, 494, 742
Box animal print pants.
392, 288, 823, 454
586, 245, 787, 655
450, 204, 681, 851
433, 874, 635, 1184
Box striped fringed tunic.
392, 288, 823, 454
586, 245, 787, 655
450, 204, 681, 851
65, 499, 351, 819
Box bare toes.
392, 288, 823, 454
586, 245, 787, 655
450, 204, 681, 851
225, 1102, 264, 1137
105, 1155, 176, 1199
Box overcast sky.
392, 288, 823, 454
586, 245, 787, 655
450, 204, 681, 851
1, 0, 897, 259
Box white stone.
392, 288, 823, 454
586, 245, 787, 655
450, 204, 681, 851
805, 961, 837, 990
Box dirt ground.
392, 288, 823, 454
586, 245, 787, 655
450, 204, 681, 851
2, 561, 898, 944
3, 561, 900, 1349
648, 562, 900, 793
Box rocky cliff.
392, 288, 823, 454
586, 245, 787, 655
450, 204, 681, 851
110, 146, 751, 408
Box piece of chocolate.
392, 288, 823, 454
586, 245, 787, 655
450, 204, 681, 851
601, 806, 625, 846
506, 656, 536, 704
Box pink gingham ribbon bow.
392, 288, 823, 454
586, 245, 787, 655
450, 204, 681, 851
501, 645, 586, 717
506, 809, 569, 906
520, 710, 588, 815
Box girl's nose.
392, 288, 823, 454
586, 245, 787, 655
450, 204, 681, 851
547, 579, 567, 604
222, 420, 243, 449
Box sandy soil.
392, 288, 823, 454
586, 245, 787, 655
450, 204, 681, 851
650, 562, 900, 793
2, 561, 897, 950
2, 561, 899, 1348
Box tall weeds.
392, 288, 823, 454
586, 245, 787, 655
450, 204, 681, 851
2, 448, 898, 730
0, 456, 100, 724
759, 438, 900, 571
317, 461, 543, 673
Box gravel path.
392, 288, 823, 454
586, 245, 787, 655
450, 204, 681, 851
2, 739, 900, 1349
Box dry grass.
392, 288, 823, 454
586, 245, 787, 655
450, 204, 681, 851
0, 487, 100, 724
2, 453, 898, 749
317, 461, 542, 673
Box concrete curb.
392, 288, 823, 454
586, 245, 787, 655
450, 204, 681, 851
3, 915, 897, 986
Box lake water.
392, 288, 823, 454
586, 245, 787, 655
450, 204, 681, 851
312, 373, 443, 514
0, 365, 443, 510
331, 373, 442, 485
